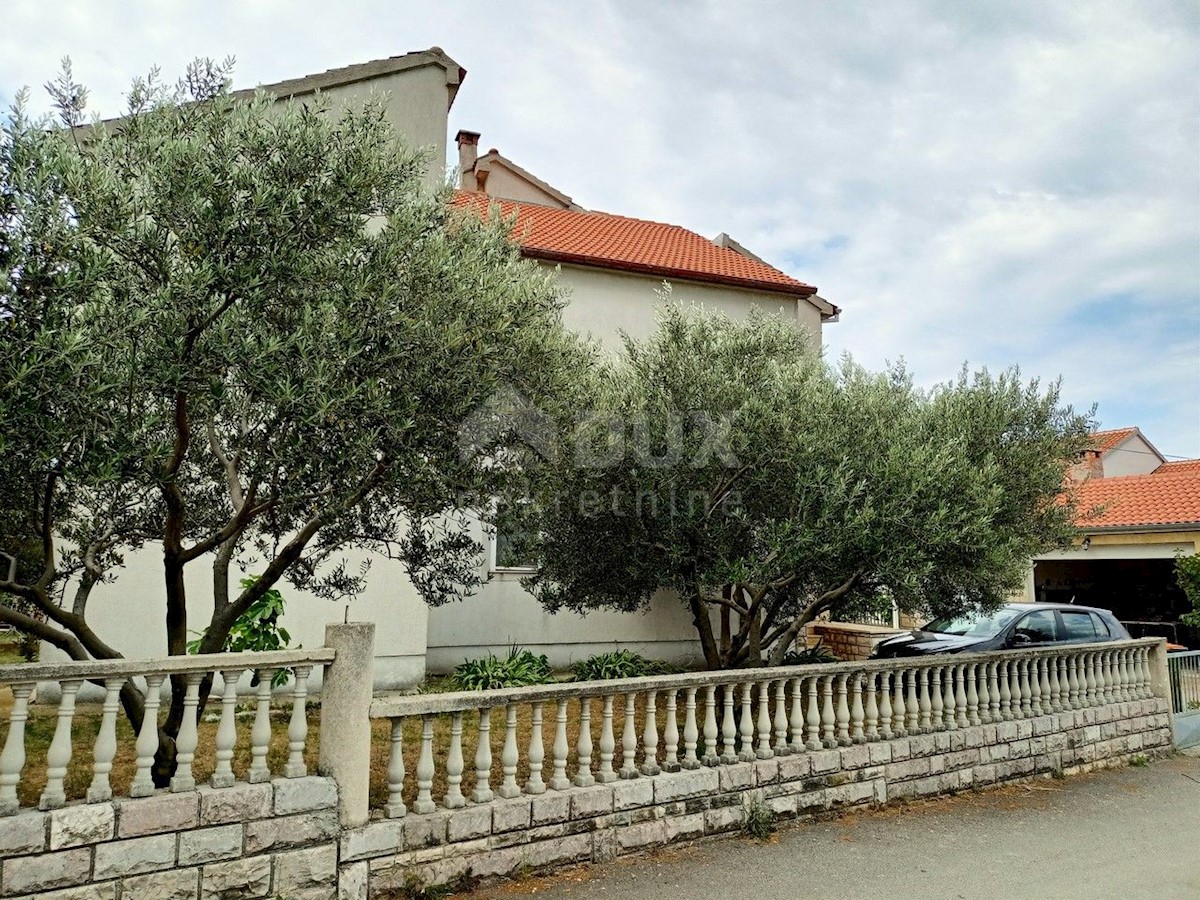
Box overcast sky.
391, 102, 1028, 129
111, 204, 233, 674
4, 0, 1198, 457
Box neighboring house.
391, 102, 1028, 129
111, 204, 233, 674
43, 50, 836, 685
1021, 427, 1200, 646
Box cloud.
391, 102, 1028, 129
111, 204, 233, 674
3, 0, 1196, 455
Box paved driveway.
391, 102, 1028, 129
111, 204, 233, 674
468, 753, 1200, 900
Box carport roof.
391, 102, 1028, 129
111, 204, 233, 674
1073, 467, 1200, 530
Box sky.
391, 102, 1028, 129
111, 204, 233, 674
3, 0, 1198, 458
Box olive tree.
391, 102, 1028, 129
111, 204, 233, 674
0, 61, 586, 780
515, 302, 1094, 669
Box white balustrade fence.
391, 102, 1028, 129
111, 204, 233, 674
370, 639, 1162, 817
0, 648, 334, 815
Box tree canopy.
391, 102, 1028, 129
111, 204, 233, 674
0, 60, 587, 777
515, 302, 1095, 668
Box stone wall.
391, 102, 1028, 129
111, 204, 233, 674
0, 776, 339, 899
808, 622, 904, 660
348, 697, 1172, 894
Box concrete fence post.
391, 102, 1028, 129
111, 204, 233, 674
1146, 639, 1174, 722
319, 621, 376, 827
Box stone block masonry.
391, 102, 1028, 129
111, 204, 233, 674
0, 776, 340, 899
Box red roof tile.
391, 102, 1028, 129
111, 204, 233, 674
1156, 459, 1200, 474
1071, 468, 1200, 529
1089, 427, 1139, 454
453, 191, 819, 300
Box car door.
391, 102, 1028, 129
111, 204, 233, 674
1008, 608, 1060, 647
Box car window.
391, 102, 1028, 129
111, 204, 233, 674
1014, 609, 1058, 643
1089, 613, 1111, 638
1060, 610, 1097, 641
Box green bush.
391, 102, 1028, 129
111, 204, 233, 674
450, 647, 553, 691
570, 650, 676, 681
780, 641, 841, 665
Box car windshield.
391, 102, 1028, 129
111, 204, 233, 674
921, 607, 1024, 638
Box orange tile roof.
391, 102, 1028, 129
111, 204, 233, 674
1156, 459, 1200, 474
1072, 468, 1200, 529
1089, 427, 1139, 454
453, 191, 820, 301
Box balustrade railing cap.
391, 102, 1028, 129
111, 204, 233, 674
0, 647, 336, 685
370, 638, 1161, 718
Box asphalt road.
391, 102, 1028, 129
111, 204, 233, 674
468, 752, 1200, 900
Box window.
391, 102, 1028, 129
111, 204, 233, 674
1013, 609, 1058, 643
1089, 612, 1111, 638
1061, 610, 1098, 641
492, 524, 538, 572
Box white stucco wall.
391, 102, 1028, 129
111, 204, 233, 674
476, 162, 568, 207
1100, 434, 1163, 478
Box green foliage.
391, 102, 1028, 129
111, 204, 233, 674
187, 577, 294, 687
520, 302, 1094, 669
743, 799, 777, 840
1129, 754, 1149, 768
780, 641, 841, 666
569, 650, 676, 681
1176, 554, 1200, 628
449, 647, 554, 691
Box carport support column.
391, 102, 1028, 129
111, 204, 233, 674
1146, 639, 1173, 721
319, 621, 376, 827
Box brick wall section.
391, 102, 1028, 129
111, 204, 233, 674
807, 623, 905, 661
0, 700, 1174, 898
0, 776, 339, 899
349, 698, 1172, 893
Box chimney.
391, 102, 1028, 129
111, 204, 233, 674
1068, 449, 1105, 482
455, 129, 480, 190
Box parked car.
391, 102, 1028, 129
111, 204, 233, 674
871, 602, 1132, 659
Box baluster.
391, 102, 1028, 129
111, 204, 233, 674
283, 665, 312, 778
1039, 657, 1052, 713
211, 669, 241, 789
526, 703, 546, 794
597, 696, 617, 782
892, 669, 907, 737
171, 672, 204, 792
1011, 658, 1025, 718
721, 684, 738, 763
574, 700, 595, 787
976, 662, 990, 724
1062, 655, 1074, 708
1047, 657, 1062, 712
414, 715, 437, 813
701, 686, 719, 767
0, 682, 34, 815
905, 670, 919, 735
131, 673, 165, 798
756, 681, 774, 759
1115, 649, 1129, 702
445, 712, 467, 807
88, 677, 123, 803
790, 678, 806, 751
917, 669, 931, 733
774, 680, 791, 754
40, 679, 81, 810
1066, 654, 1080, 708
1027, 658, 1042, 715
863, 673, 879, 741
739, 682, 756, 761
1100, 651, 1114, 703
1139, 647, 1152, 699
1126, 648, 1139, 701
822, 675, 838, 747
998, 659, 1012, 719
878, 672, 893, 740
641, 692, 661, 776
960, 667, 979, 729
684, 688, 701, 769
806, 676, 822, 750
620, 693, 639, 778
385, 719, 406, 818
1083, 653, 1097, 705
474, 708, 495, 801
850, 674, 865, 743
499, 704, 522, 797
930, 667, 944, 729
551, 699, 571, 789
943, 665, 957, 730
835, 676, 854, 748
954, 664, 969, 727
663, 690, 680, 772
988, 661, 1001, 722
248, 669, 275, 784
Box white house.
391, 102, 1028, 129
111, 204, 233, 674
41, 48, 837, 686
